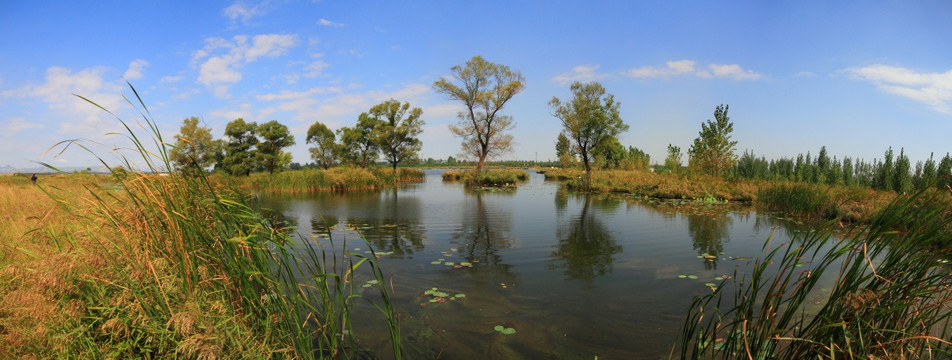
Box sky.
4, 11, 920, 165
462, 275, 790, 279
1, 1, 951, 170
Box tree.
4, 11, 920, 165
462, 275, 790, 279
169, 116, 214, 174
337, 115, 382, 167
366, 99, 425, 171
255, 120, 295, 174
664, 144, 683, 173
222, 118, 258, 176
555, 133, 574, 168
306, 121, 338, 169
433, 55, 525, 172
688, 104, 738, 175
549, 81, 628, 175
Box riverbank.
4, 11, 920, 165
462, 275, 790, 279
227, 167, 425, 193
0, 171, 400, 358
543, 168, 946, 225
442, 168, 529, 187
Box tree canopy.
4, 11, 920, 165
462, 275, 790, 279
306, 121, 337, 169
433, 55, 524, 172
169, 116, 214, 174
337, 115, 381, 168
688, 104, 737, 175
367, 99, 425, 170
549, 81, 628, 175
255, 120, 295, 174
222, 118, 258, 176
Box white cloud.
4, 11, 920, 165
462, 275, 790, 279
623, 60, 762, 81
123, 59, 148, 80
551, 65, 613, 85
304, 59, 329, 78
318, 18, 346, 27
253, 83, 430, 125
2, 117, 44, 137
159, 75, 184, 83
624, 60, 696, 79
850, 64, 952, 114
193, 34, 300, 96
224, 1, 269, 22
0, 66, 124, 136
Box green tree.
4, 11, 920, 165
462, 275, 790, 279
664, 144, 682, 173
222, 118, 258, 176
306, 121, 337, 170
366, 99, 425, 171
169, 116, 215, 174
893, 147, 911, 193
433, 55, 525, 172
255, 120, 295, 174
555, 133, 575, 168
549, 81, 628, 175
688, 104, 738, 175
338, 115, 382, 168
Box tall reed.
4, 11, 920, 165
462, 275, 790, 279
37, 83, 402, 358
675, 187, 952, 359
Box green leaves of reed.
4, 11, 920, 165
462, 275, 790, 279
50, 83, 402, 358
675, 188, 952, 359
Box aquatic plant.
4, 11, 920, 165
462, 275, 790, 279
12, 83, 403, 358
675, 188, 952, 359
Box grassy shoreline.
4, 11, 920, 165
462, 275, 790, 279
230, 167, 425, 193
542, 168, 947, 224
442, 169, 529, 187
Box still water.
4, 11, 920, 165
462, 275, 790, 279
258, 169, 805, 359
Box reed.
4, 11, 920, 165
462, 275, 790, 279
238, 167, 424, 193
674, 188, 952, 359
1, 84, 403, 358
443, 169, 529, 187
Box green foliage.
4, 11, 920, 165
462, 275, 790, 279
254, 120, 295, 174
433, 55, 525, 172
367, 99, 425, 170
676, 189, 952, 359
549, 81, 629, 174
169, 116, 214, 174
664, 144, 683, 173
337, 115, 381, 168
306, 121, 338, 169
556, 133, 575, 168
222, 118, 258, 176
688, 104, 737, 175
443, 169, 529, 187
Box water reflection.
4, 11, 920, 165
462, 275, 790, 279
452, 191, 513, 269
550, 194, 622, 284
686, 213, 732, 269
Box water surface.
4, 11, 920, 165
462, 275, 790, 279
258, 169, 804, 359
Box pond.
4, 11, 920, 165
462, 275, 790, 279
257, 169, 808, 359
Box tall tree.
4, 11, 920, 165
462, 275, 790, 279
367, 99, 425, 171
688, 104, 738, 175
255, 120, 295, 174
433, 55, 525, 172
169, 116, 214, 174
337, 115, 382, 167
306, 121, 337, 169
555, 133, 574, 168
664, 144, 683, 173
549, 81, 628, 175
222, 118, 258, 176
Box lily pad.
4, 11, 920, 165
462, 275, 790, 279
704, 282, 716, 287
714, 276, 724, 281
678, 275, 687, 279
459, 262, 473, 267
687, 275, 699, 280
430, 260, 442, 265
494, 325, 504, 332
493, 325, 516, 335
454, 293, 466, 298
444, 262, 455, 266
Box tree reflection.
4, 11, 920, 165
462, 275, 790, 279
453, 191, 513, 269
686, 213, 732, 269
549, 195, 622, 284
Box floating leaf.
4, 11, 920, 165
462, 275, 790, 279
460, 262, 473, 267
430, 261, 442, 265
494, 325, 504, 332
705, 283, 716, 287
688, 275, 699, 280
454, 294, 465, 298
678, 275, 687, 279
500, 328, 516, 335
444, 262, 455, 266
714, 277, 724, 281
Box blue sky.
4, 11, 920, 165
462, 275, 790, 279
1, 1, 950, 170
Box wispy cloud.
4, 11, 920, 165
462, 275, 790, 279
318, 18, 346, 27
224, 1, 271, 23
2, 117, 44, 137
551, 65, 613, 85
192, 34, 300, 96
123, 59, 148, 80
0, 66, 124, 136
623, 60, 762, 81
849, 64, 952, 114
